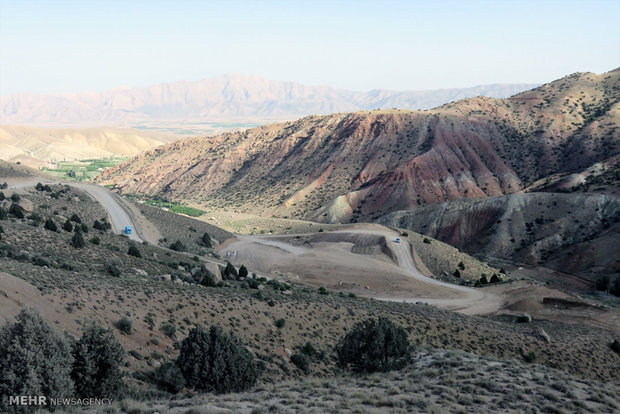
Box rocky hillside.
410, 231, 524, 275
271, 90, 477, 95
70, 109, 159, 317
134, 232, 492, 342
0, 125, 177, 168
97, 69, 620, 223
379, 192, 620, 283
0, 74, 536, 124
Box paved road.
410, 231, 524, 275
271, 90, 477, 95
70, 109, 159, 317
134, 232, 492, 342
8, 178, 144, 242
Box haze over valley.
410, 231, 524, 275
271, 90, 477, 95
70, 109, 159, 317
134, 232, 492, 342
1, 1, 619, 412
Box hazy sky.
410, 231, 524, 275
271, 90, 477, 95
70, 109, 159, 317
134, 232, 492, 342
1, 0, 619, 95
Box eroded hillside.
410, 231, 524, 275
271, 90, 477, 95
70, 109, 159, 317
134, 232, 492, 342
97, 69, 619, 223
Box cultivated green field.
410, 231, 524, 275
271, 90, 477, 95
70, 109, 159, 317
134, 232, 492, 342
41, 157, 129, 181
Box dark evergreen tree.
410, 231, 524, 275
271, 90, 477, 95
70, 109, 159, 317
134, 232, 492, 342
336, 317, 411, 373
63, 219, 73, 232
176, 325, 259, 393
239, 265, 248, 279
127, 244, 142, 258
44, 218, 58, 232
71, 228, 85, 248
0, 309, 74, 411
200, 232, 212, 248
71, 323, 125, 398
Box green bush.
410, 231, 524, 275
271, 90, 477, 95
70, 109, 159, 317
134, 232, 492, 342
169, 240, 186, 252
70, 213, 82, 224
611, 339, 620, 354
160, 323, 177, 339
200, 232, 212, 248
154, 361, 186, 393
0, 309, 74, 410
10, 193, 20, 202
44, 217, 58, 232
290, 353, 310, 373
318, 286, 328, 295
127, 244, 142, 258
90, 236, 101, 245
490, 274, 500, 283
176, 325, 259, 393
71, 323, 125, 398
117, 317, 132, 335
275, 318, 286, 329
9, 203, 24, 219
71, 229, 85, 248
63, 219, 73, 232
423, 238, 431, 244
239, 265, 249, 279
336, 317, 411, 373
222, 262, 238, 280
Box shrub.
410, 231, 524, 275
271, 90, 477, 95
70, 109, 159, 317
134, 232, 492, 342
318, 286, 328, 295
154, 361, 185, 393
222, 262, 238, 280
127, 244, 142, 258
63, 219, 73, 232
479, 275, 489, 285
44, 217, 58, 232
490, 274, 500, 283
611, 339, 620, 354
160, 323, 177, 339
523, 351, 536, 363
176, 325, 259, 393
71, 229, 86, 248
0, 208, 6, 220
0, 191, 4, 200
239, 265, 248, 279
71, 323, 125, 398
80, 223, 88, 233
275, 318, 286, 329
458, 261, 465, 270
290, 353, 310, 373
336, 317, 411, 373
453, 269, 461, 278
90, 236, 101, 245
10, 193, 20, 202
169, 240, 186, 252
301, 342, 317, 358
200, 232, 212, 248
9, 203, 24, 219
0, 309, 74, 410
117, 317, 132, 335
423, 238, 431, 244
70, 213, 82, 223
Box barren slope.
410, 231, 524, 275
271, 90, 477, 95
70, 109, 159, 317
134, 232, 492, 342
98, 69, 620, 223
0, 125, 178, 168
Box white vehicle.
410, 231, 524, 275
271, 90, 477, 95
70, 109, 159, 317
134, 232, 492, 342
394, 238, 401, 243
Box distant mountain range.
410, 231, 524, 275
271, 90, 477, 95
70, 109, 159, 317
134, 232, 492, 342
0, 74, 538, 124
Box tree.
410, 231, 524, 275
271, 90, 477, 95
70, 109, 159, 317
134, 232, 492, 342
71, 228, 85, 248
0, 309, 74, 410
200, 232, 212, 248
70, 213, 82, 224
176, 325, 259, 393
63, 219, 73, 232
9, 203, 24, 219
490, 274, 500, 283
44, 218, 58, 232
169, 240, 186, 252
336, 317, 411, 373
127, 244, 142, 258
10, 193, 20, 202
222, 262, 238, 280
71, 323, 125, 398
479, 275, 489, 285
239, 265, 248, 279
453, 269, 461, 278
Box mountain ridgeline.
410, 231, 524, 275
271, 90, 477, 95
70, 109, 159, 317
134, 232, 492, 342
97, 69, 619, 225
0, 74, 536, 124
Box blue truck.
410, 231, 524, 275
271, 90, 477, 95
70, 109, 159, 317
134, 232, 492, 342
124, 226, 132, 234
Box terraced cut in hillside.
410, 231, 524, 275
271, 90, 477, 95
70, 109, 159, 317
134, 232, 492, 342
97, 69, 620, 223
